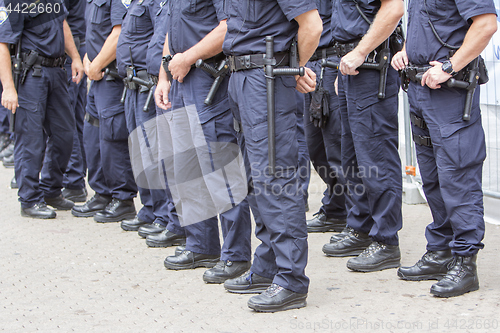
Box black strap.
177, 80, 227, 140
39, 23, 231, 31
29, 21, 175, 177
85, 112, 99, 127
410, 114, 428, 130
309, 46, 338, 62
413, 133, 432, 147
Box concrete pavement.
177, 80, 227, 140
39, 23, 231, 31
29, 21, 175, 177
1, 166, 499, 333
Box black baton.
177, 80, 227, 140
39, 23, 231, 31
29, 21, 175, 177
10, 39, 22, 133
265, 36, 305, 175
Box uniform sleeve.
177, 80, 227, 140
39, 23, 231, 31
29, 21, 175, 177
455, 0, 497, 23
213, 0, 227, 21
111, 0, 128, 26
276, 0, 317, 22
0, 0, 23, 44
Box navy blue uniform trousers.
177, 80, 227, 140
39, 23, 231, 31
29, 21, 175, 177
125, 87, 173, 226
228, 69, 309, 294
41, 44, 87, 192
14, 66, 74, 207
337, 68, 402, 246
84, 77, 137, 200
168, 68, 251, 260
304, 57, 346, 219
408, 83, 485, 256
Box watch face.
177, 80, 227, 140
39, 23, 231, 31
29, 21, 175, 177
442, 61, 453, 74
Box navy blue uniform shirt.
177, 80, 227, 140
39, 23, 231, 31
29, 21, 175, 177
167, 0, 225, 55
65, 0, 86, 39
223, 0, 316, 56
316, 0, 333, 49
116, 0, 155, 76
85, 0, 128, 61
406, 0, 496, 65
146, 0, 168, 76
0, 0, 68, 58
331, 0, 379, 43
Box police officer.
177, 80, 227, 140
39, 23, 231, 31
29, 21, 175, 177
392, 0, 497, 297
219, 1, 322, 312
40, 0, 88, 210
303, 0, 347, 235
138, 0, 187, 249
116, 0, 174, 235
321, 0, 404, 272
60, 0, 88, 203
155, 0, 252, 281
72, 0, 138, 222
0, 0, 84, 218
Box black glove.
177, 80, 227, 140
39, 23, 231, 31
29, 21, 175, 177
309, 85, 330, 128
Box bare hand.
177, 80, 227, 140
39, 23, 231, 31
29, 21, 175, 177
71, 57, 85, 84
391, 50, 408, 71
83, 53, 91, 75
295, 67, 317, 93
421, 61, 451, 89
168, 53, 191, 83
154, 77, 172, 110
334, 76, 338, 96
1, 87, 19, 114
87, 61, 104, 81
339, 50, 366, 76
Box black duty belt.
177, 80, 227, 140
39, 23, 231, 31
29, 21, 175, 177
330, 40, 360, 58
203, 52, 226, 65
309, 46, 338, 62
85, 112, 99, 127
126, 70, 150, 90
22, 53, 65, 67
404, 64, 466, 83
228, 52, 289, 72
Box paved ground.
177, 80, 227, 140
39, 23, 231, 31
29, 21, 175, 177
1, 166, 499, 333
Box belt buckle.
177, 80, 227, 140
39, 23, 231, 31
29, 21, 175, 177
228, 56, 235, 72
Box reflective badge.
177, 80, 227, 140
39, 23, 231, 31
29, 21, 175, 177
0, 7, 8, 26
122, 0, 131, 8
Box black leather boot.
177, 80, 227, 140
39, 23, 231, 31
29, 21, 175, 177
138, 222, 166, 238
3, 153, 15, 168
224, 270, 273, 294
72, 193, 112, 217
322, 227, 371, 257
163, 250, 219, 270
45, 194, 75, 210
346, 241, 401, 272
62, 188, 88, 203
307, 212, 346, 233
430, 255, 479, 298
21, 202, 56, 219
93, 198, 136, 223
121, 216, 150, 231
398, 250, 453, 281
247, 284, 307, 313
203, 260, 251, 284
146, 230, 186, 248
10, 176, 18, 189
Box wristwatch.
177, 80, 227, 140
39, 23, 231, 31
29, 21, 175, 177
441, 60, 456, 76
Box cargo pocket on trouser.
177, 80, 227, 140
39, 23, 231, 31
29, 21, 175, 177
437, 116, 486, 170
100, 105, 129, 142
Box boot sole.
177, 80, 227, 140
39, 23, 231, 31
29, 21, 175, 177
224, 283, 272, 294
21, 211, 56, 219
430, 282, 479, 298
71, 209, 101, 218
164, 258, 219, 270
94, 212, 137, 223
120, 223, 148, 232
323, 248, 367, 257
347, 258, 401, 272
397, 270, 446, 281
248, 298, 307, 313
146, 238, 186, 248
